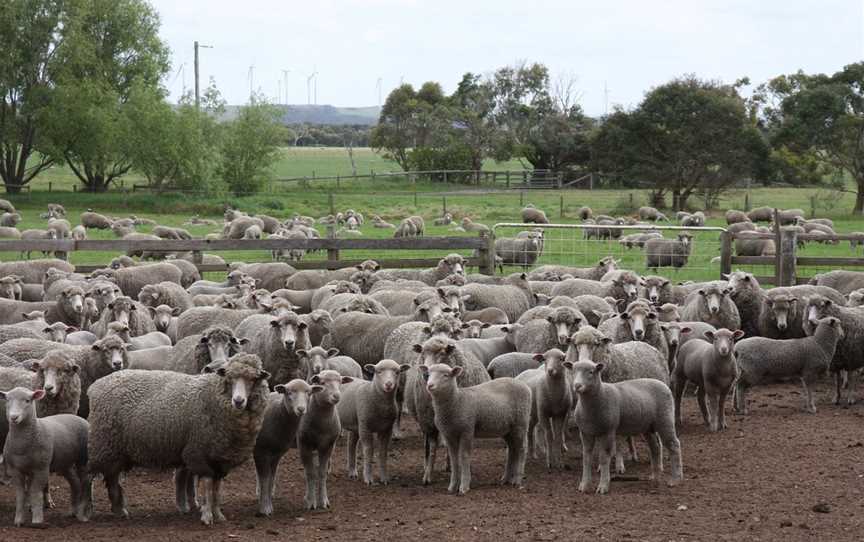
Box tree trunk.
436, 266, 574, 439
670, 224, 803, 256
855, 183, 864, 215
672, 190, 681, 212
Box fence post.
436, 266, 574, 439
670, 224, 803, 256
442, 196, 447, 215
522, 170, 528, 187
193, 251, 203, 267
48, 182, 52, 192
442, 171, 448, 184
589, 172, 594, 190
506, 171, 511, 189
719, 232, 732, 279
744, 192, 751, 212
336, 175, 340, 189
326, 225, 339, 267
779, 229, 798, 286
520, 190, 524, 207
478, 233, 496, 276
328, 193, 335, 216
413, 190, 418, 208
559, 194, 564, 219
810, 195, 816, 218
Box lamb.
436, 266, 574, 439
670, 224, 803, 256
19, 228, 58, 258
725, 209, 748, 224
137, 281, 193, 313
521, 205, 549, 224
374, 254, 466, 285
42, 321, 75, 343
640, 275, 687, 305
0, 259, 73, 285
253, 378, 316, 516
461, 319, 490, 338
660, 321, 717, 373
461, 217, 490, 233
597, 302, 669, 362
394, 219, 417, 238
372, 215, 396, 229
90, 263, 183, 299
514, 306, 583, 353
645, 233, 693, 270
90, 296, 155, 338
297, 370, 351, 510
87, 354, 270, 524
1, 388, 91, 526
800, 296, 864, 405
550, 271, 640, 306
418, 363, 531, 495
149, 304, 180, 343
571, 361, 683, 494
680, 284, 741, 331
516, 348, 574, 469
458, 323, 521, 368
672, 328, 745, 431
433, 212, 453, 226
638, 206, 669, 222
808, 270, 864, 296
298, 346, 363, 379
70, 224, 87, 241
152, 225, 192, 240
337, 359, 409, 484
80, 211, 112, 229
566, 325, 668, 384
735, 317, 843, 413
47, 218, 72, 239
487, 352, 541, 379
656, 303, 681, 323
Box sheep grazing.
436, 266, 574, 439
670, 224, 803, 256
338, 359, 409, 484
87, 354, 270, 524
394, 218, 419, 238
0, 226, 21, 239
1, 387, 91, 526
638, 206, 669, 222
681, 284, 741, 331
418, 363, 531, 495
298, 370, 352, 510
735, 317, 843, 413
577, 206, 593, 220
517, 348, 574, 470
725, 209, 748, 224
0, 212, 21, 227
253, 379, 316, 516
673, 328, 744, 431
570, 361, 683, 494
645, 233, 693, 270
20, 228, 58, 258
521, 205, 549, 224
80, 211, 112, 229
530, 257, 619, 282
495, 236, 542, 267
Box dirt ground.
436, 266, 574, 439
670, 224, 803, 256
0, 381, 862, 542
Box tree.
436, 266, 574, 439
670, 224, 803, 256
42, 0, 169, 192
755, 63, 864, 213
451, 73, 496, 172
218, 94, 282, 196
592, 76, 768, 210
0, 0, 66, 193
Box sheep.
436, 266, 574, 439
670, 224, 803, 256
521, 206, 549, 224
1, 387, 91, 526
516, 348, 574, 469
70, 224, 87, 241
233, 262, 296, 292
84, 281, 120, 314
80, 211, 112, 229
297, 370, 352, 510
243, 224, 263, 239
87, 354, 270, 524
575, 206, 591, 220
372, 215, 396, 229
800, 296, 864, 405
458, 324, 521, 368
735, 317, 843, 413
550, 272, 640, 307
514, 306, 583, 354
0, 275, 22, 300
645, 233, 693, 270
725, 209, 748, 224
162, 326, 247, 374
125, 345, 174, 370
0, 226, 21, 239
461, 319, 490, 338
176, 306, 265, 340
672, 328, 745, 431
147, 304, 179, 343
298, 346, 363, 380
565, 325, 668, 384
0, 325, 42, 344
394, 219, 417, 238
461, 217, 490, 233
65, 330, 98, 346
461, 273, 534, 323
529, 259, 618, 284
0, 212, 20, 227
679, 211, 705, 227
300, 309, 333, 346
0, 335, 128, 417
570, 361, 683, 494
776, 208, 805, 225
433, 212, 453, 226
659, 321, 716, 373
0, 285, 85, 328
487, 352, 541, 379
847, 289, 864, 308
418, 363, 531, 495
42, 321, 75, 343
285, 260, 380, 291
638, 206, 669, 222
90, 296, 155, 338
374, 254, 466, 286
680, 284, 741, 331
726, 221, 756, 236
619, 232, 662, 249
105, 324, 170, 351
225, 216, 265, 239
19, 228, 58, 258
734, 231, 776, 257
808, 270, 864, 296
90, 263, 182, 299
240, 312, 310, 387
337, 359, 409, 484
0, 259, 73, 285
253, 378, 315, 516
47, 218, 72, 239
656, 303, 681, 323
137, 282, 193, 313
495, 236, 542, 267
598, 302, 669, 364
111, 223, 135, 238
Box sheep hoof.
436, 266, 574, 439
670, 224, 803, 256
577, 483, 590, 493
667, 478, 682, 488
595, 485, 609, 495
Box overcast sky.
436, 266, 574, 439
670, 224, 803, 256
152, 0, 863, 116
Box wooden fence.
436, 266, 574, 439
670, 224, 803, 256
0, 236, 498, 275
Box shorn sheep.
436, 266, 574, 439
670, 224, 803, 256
645, 233, 693, 270
87, 354, 270, 525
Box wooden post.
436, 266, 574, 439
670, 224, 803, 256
48, 182, 52, 192
779, 228, 797, 286
193, 251, 203, 266
719, 231, 733, 279
744, 192, 750, 212
522, 170, 528, 186
559, 194, 564, 219
328, 193, 335, 216
589, 172, 594, 190
520, 190, 524, 207
442, 196, 447, 215
442, 171, 448, 184
478, 233, 496, 276
773, 209, 782, 286
73, 185, 77, 193
506, 171, 511, 189
810, 195, 816, 218
413, 190, 418, 208
336, 175, 340, 189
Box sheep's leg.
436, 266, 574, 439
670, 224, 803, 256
300, 447, 318, 510
801, 377, 817, 414
317, 446, 334, 509
174, 469, 191, 513
104, 472, 129, 519
377, 428, 392, 485
645, 433, 662, 482
346, 430, 359, 480
696, 387, 710, 428
211, 478, 225, 523
527, 419, 538, 460
628, 436, 639, 462
539, 416, 556, 470
845, 370, 859, 406
422, 431, 437, 486
198, 477, 214, 525
613, 436, 626, 474
64, 468, 82, 519
672, 378, 686, 426
578, 432, 595, 493
43, 484, 54, 509
445, 436, 459, 494
733, 381, 747, 414
659, 430, 683, 487
457, 436, 473, 495
11, 470, 26, 527
29, 470, 48, 525
77, 466, 91, 521
359, 428, 375, 485
254, 456, 275, 517
832, 371, 843, 405
550, 416, 566, 470
596, 434, 614, 495
705, 391, 720, 432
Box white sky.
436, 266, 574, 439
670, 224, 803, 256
153, 0, 864, 116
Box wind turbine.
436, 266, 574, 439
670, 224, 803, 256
305, 67, 318, 105
313, 66, 319, 105
281, 69, 290, 105
376, 77, 382, 107
248, 64, 255, 100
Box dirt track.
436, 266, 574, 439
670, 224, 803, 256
0, 381, 862, 541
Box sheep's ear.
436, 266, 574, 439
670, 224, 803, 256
298, 322, 308, 330
326, 348, 339, 357
481, 322, 491, 329
70, 364, 80, 374
697, 289, 706, 296
399, 364, 410, 373
340, 376, 353, 384
258, 370, 271, 381
721, 273, 730, 279
42, 326, 52, 333
545, 315, 555, 323
562, 361, 574, 370
91, 343, 101, 351
199, 335, 209, 343
310, 384, 324, 394
732, 330, 745, 340
647, 312, 657, 320
107, 302, 114, 310
363, 364, 376, 374
619, 312, 630, 320
147, 306, 156, 317
412, 344, 423, 353
417, 365, 429, 377
0, 391, 5, 400
594, 363, 605, 374
270, 319, 281, 327
295, 349, 308, 358
436, 287, 446, 299
600, 337, 612, 345
825, 299, 832, 306
532, 353, 545, 362
215, 367, 227, 377
237, 337, 250, 345
444, 344, 455, 355
460, 322, 470, 329
421, 326, 432, 335
703, 331, 715, 342
450, 366, 464, 378
413, 298, 420, 306
680, 327, 692, 334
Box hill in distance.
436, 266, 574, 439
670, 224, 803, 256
220, 104, 380, 126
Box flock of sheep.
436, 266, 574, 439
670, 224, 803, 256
0, 200, 861, 529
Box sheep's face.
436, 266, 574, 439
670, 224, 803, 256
847, 290, 864, 308
805, 296, 833, 325
677, 234, 693, 247
309, 370, 350, 406
614, 274, 640, 301
619, 305, 656, 341
412, 339, 457, 367
247, 289, 273, 310
298, 347, 339, 378
61, 287, 85, 315
275, 379, 316, 417
657, 304, 680, 323
436, 287, 466, 315
532, 349, 571, 379
149, 305, 178, 332
0, 387, 42, 425
106, 297, 135, 327
42, 323, 72, 343
32, 355, 79, 397
420, 363, 461, 394
661, 323, 691, 349
704, 329, 744, 357
423, 314, 465, 341
83, 297, 100, 322
92, 338, 128, 371
367, 360, 409, 394
567, 327, 612, 363
570, 361, 604, 395
642, 276, 671, 304
726, 271, 756, 296
331, 281, 359, 295
89, 284, 119, 311
0, 276, 21, 299
217, 355, 270, 410
226, 270, 248, 287
461, 320, 490, 339
413, 298, 448, 322
270, 314, 306, 352
547, 308, 582, 346
698, 286, 729, 316
766, 295, 798, 331
139, 286, 162, 306
340, 298, 380, 315
349, 270, 375, 293
440, 254, 466, 277
200, 329, 246, 372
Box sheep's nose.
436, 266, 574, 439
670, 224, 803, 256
426, 383, 435, 392
296, 406, 306, 415
112, 362, 123, 370
284, 340, 295, 349
9, 415, 20, 424
649, 295, 658, 302
669, 340, 678, 347
634, 330, 644, 339
777, 322, 787, 330
710, 306, 719, 314
44, 384, 55, 393
330, 392, 340, 403
232, 397, 246, 409
384, 382, 394, 392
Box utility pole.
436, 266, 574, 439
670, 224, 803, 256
193, 41, 213, 109
281, 69, 290, 105
603, 81, 610, 116
376, 77, 382, 107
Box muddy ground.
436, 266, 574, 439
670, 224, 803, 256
0, 381, 862, 541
